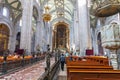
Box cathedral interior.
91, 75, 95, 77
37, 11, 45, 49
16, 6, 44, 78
0, 0, 120, 80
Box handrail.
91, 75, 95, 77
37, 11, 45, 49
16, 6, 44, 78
39, 59, 60, 80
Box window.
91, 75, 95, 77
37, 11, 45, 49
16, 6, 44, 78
3, 7, 9, 17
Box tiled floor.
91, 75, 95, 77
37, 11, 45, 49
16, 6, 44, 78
0, 58, 55, 80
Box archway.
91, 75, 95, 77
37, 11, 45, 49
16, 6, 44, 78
53, 22, 69, 51
97, 32, 104, 55
0, 24, 10, 52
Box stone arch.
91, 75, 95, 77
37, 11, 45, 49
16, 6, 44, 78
51, 17, 71, 26
0, 16, 13, 36
33, 1, 41, 20
33, 6, 39, 20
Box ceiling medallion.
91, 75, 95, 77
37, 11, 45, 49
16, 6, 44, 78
43, 6, 51, 22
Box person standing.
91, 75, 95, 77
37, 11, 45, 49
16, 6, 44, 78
60, 54, 65, 71
65, 51, 69, 57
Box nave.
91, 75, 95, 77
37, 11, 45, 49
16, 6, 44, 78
1, 0, 120, 80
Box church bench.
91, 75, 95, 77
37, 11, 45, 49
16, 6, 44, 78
85, 56, 109, 66
68, 70, 120, 80
67, 66, 113, 72
66, 56, 80, 63
66, 56, 109, 66
83, 78, 120, 80
67, 66, 113, 79
66, 60, 104, 66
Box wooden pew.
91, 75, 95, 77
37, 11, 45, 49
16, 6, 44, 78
67, 60, 105, 66
66, 56, 109, 66
69, 70, 120, 80
66, 56, 112, 80
85, 56, 109, 66
67, 66, 113, 80
83, 78, 120, 80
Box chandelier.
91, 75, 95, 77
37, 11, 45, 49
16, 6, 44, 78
43, 6, 51, 22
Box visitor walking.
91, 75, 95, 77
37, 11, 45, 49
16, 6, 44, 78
60, 54, 65, 71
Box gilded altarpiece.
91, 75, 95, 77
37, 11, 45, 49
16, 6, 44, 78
57, 26, 66, 48
53, 23, 69, 50
0, 24, 9, 51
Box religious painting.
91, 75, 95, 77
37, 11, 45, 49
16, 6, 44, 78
52, 23, 69, 50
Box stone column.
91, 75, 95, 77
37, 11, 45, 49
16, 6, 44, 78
43, 21, 51, 51
47, 22, 50, 44
42, 22, 48, 51
69, 26, 72, 51
0, 0, 1, 3
49, 25, 53, 51
92, 28, 98, 55
34, 20, 41, 52
72, 21, 75, 51
11, 22, 20, 52
54, 30, 57, 49
20, 0, 33, 54
77, 0, 92, 56
73, 8, 79, 50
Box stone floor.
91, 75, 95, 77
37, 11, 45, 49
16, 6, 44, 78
58, 65, 67, 80
0, 58, 55, 80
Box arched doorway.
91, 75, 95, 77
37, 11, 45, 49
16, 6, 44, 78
53, 22, 69, 51
97, 32, 104, 55
0, 24, 10, 52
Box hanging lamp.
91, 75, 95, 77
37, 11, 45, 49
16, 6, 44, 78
43, 6, 51, 22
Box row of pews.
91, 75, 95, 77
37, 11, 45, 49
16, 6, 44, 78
0, 54, 45, 74
66, 56, 120, 80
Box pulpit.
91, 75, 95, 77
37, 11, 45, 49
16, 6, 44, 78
101, 22, 120, 69
101, 23, 120, 50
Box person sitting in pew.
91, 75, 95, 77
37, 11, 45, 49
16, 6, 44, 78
69, 53, 73, 61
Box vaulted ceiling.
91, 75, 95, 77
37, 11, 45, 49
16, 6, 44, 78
40, 0, 76, 24
2, 0, 76, 24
